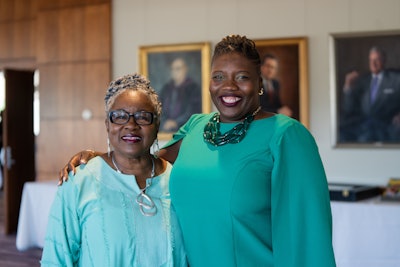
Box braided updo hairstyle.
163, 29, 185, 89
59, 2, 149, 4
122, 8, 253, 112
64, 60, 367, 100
212, 35, 261, 75
104, 73, 162, 125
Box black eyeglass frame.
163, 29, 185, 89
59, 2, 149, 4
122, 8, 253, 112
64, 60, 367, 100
108, 110, 157, 126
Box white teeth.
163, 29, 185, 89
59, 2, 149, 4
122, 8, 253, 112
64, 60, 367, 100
123, 136, 141, 141
222, 96, 240, 103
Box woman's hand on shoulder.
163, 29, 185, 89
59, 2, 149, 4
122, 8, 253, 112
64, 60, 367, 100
58, 150, 100, 186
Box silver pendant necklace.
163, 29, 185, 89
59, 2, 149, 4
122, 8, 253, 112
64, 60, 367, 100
111, 153, 157, 216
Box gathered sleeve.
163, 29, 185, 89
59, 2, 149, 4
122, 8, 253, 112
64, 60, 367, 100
40, 175, 82, 267
270, 122, 336, 267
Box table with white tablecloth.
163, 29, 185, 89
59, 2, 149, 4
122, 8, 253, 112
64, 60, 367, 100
331, 198, 400, 267
16, 181, 58, 251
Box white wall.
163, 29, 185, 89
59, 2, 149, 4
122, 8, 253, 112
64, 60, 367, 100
112, 0, 400, 186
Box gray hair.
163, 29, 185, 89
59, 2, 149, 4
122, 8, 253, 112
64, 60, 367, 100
104, 73, 162, 123
369, 46, 386, 64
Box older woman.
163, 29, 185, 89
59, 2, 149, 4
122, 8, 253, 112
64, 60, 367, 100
41, 74, 187, 267
60, 35, 336, 267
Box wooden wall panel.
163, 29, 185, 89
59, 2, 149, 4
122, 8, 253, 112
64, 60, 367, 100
39, 62, 109, 118
35, 1, 111, 182
0, 23, 12, 58
12, 19, 36, 58
36, 119, 107, 181
37, 3, 110, 63
0, 59, 36, 70
0, 0, 36, 22
0, 0, 111, 183
0, 19, 36, 59
38, 0, 108, 10
0, 0, 111, 232
82, 5, 111, 59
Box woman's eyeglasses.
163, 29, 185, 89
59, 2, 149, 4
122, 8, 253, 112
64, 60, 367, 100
109, 110, 156, 125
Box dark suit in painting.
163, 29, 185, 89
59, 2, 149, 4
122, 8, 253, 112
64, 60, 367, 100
159, 57, 202, 133
260, 79, 283, 113
160, 77, 201, 132
340, 70, 400, 142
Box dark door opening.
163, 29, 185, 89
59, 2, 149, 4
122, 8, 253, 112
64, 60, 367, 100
1, 69, 36, 234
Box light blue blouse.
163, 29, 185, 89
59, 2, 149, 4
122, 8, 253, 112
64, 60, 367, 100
41, 156, 187, 267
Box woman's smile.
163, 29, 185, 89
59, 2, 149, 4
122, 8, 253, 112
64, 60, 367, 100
121, 133, 142, 143
220, 95, 242, 106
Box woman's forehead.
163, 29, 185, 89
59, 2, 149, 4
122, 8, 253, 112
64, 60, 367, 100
112, 91, 153, 110
211, 53, 257, 71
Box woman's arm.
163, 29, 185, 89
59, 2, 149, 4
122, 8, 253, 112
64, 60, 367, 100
58, 150, 100, 185
58, 141, 183, 185
157, 140, 182, 164
271, 122, 336, 266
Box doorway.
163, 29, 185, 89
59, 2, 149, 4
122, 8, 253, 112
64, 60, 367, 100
0, 69, 37, 234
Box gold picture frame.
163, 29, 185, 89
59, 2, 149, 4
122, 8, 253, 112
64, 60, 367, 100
139, 42, 211, 140
254, 37, 309, 128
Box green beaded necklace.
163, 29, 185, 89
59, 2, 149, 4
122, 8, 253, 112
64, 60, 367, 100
203, 106, 261, 146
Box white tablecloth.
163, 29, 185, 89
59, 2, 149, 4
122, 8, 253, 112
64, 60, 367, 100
331, 198, 400, 267
16, 181, 58, 251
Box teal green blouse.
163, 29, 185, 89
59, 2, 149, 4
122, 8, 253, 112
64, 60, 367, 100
165, 114, 336, 267
41, 157, 187, 267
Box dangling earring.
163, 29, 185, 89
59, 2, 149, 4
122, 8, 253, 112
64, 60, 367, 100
152, 138, 160, 158
107, 137, 111, 157
259, 88, 264, 96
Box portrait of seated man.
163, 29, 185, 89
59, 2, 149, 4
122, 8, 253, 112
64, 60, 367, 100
159, 57, 201, 133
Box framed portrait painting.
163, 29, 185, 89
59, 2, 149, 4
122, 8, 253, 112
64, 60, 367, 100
330, 30, 400, 148
139, 42, 211, 140
254, 37, 309, 128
